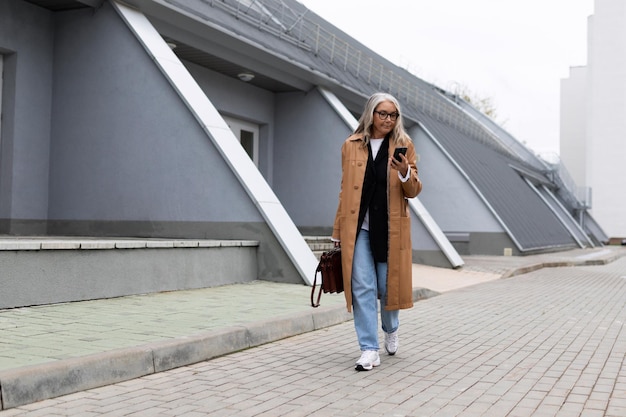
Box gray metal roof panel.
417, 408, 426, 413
420, 113, 577, 251
536, 186, 589, 247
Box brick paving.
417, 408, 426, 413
2, 255, 626, 416
0, 281, 344, 372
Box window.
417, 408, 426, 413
222, 115, 259, 166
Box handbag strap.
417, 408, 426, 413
310, 268, 322, 308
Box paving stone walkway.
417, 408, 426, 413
2, 250, 625, 416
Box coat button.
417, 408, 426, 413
351, 209, 356, 214
357, 162, 363, 167
353, 185, 359, 190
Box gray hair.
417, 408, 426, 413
354, 92, 411, 147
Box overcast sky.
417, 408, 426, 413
299, 0, 595, 157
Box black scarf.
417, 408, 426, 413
357, 137, 389, 262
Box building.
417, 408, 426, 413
561, 0, 625, 240
0, 0, 602, 308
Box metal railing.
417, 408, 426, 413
204, 0, 424, 101
541, 154, 591, 210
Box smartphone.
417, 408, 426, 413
393, 147, 407, 162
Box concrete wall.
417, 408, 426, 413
49, 4, 261, 226
273, 90, 352, 235
0, 0, 54, 234
469, 232, 519, 256
409, 208, 454, 268
0, 241, 259, 309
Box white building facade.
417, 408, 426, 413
561, 0, 626, 239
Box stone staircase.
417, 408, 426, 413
304, 236, 334, 259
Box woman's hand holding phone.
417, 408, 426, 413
391, 147, 409, 176
393, 147, 407, 162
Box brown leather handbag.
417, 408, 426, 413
311, 247, 344, 307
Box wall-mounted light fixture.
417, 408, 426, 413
237, 72, 255, 82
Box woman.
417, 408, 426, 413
332, 92, 422, 371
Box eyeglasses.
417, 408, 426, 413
374, 110, 399, 121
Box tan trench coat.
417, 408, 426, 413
332, 134, 422, 312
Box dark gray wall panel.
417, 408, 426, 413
0, 0, 53, 224
48, 3, 261, 224
273, 89, 351, 230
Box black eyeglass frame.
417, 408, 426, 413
373, 110, 400, 121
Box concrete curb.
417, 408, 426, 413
0, 288, 437, 410
152, 326, 249, 373
0, 346, 155, 410
500, 251, 626, 279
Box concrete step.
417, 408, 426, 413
0, 237, 259, 309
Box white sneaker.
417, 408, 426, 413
384, 330, 399, 355
355, 350, 380, 371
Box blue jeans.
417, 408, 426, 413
352, 229, 399, 351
